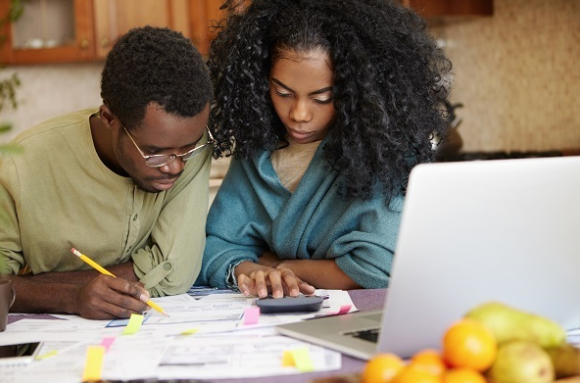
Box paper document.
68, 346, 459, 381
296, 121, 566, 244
1, 289, 352, 381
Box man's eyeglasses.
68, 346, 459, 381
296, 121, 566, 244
123, 125, 214, 168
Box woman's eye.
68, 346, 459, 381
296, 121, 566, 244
314, 98, 333, 104
275, 89, 292, 97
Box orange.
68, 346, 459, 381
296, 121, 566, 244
391, 365, 443, 383
442, 368, 487, 383
361, 353, 406, 383
409, 349, 447, 376
442, 318, 497, 372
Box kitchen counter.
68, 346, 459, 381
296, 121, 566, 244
438, 149, 580, 162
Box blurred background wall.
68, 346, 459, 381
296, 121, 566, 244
1, 0, 579, 153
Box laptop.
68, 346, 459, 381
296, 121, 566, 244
276, 156, 580, 360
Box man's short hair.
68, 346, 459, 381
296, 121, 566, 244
101, 26, 212, 129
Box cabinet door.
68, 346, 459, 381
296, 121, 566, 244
190, 0, 226, 57
93, 0, 193, 60
0, 0, 94, 65
402, 0, 493, 17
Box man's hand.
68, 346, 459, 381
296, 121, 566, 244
235, 261, 315, 299
74, 275, 150, 319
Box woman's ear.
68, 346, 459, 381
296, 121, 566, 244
99, 104, 117, 130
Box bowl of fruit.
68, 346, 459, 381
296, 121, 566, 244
354, 302, 580, 383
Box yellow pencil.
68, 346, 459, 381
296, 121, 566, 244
72, 248, 115, 277
70, 248, 169, 317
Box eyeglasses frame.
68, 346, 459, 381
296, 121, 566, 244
122, 124, 214, 168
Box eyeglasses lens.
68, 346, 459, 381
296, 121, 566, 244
144, 144, 209, 168
146, 156, 174, 168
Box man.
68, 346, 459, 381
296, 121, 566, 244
0, 26, 213, 319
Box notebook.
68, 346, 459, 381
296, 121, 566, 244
276, 156, 580, 360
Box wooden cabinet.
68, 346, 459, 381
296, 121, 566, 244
190, 0, 226, 57
0, 0, 226, 65
0, 0, 94, 64
92, 0, 197, 59
401, 0, 493, 17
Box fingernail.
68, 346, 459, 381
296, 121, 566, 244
139, 293, 150, 304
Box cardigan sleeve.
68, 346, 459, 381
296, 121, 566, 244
196, 149, 404, 290
331, 195, 404, 288
195, 158, 269, 288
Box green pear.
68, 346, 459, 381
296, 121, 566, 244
487, 340, 554, 383
545, 343, 580, 379
465, 302, 566, 348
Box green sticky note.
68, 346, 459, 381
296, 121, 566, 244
290, 347, 315, 372
122, 313, 144, 335
181, 328, 199, 335
36, 350, 58, 360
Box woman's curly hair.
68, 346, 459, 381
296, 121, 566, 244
101, 26, 212, 130
208, 0, 451, 204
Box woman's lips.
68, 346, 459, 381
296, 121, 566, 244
288, 129, 312, 141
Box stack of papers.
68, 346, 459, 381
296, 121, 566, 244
0, 289, 356, 382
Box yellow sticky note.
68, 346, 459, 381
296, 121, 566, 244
82, 345, 105, 382
180, 328, 199, 335
281, 347, 314, 372
122, 313, 144, 335
281, 350, 294, 367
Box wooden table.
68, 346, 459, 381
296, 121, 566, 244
311, 374, 580, 383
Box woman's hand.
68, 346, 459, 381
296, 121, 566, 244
235, 261, 315, 298
257, 251, 282, 268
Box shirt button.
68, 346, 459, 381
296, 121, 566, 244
163, 263, 172, 271
133, 214, 138, 221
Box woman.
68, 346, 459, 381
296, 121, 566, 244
196, 0, 451, 297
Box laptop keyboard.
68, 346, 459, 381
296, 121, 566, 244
344, 327, 380, 343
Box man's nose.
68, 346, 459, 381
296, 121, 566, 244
159, 157, 185, 175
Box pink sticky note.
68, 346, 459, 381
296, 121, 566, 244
100, 337, 116, 352
243, 307, 260, 325
336, 304, 351, 315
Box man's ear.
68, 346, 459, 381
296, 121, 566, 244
99, 104, 117, 129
